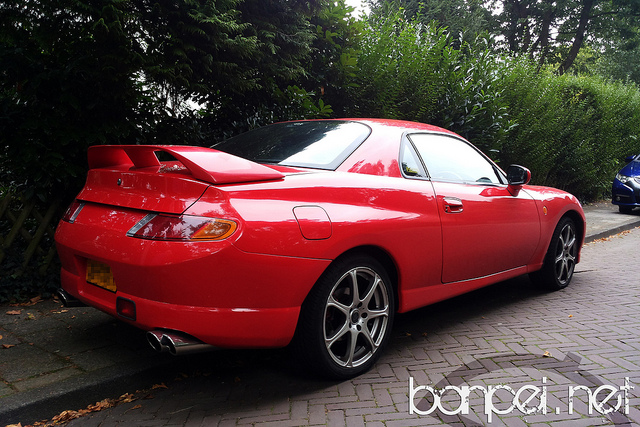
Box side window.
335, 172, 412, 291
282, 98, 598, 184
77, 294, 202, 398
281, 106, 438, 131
400, 140, 427, 178
408, 133, 503, 184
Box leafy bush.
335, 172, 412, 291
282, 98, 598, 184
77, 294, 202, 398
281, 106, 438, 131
348, 12, 640, 201
500, 61, 640, 200
348, 13, 512, 157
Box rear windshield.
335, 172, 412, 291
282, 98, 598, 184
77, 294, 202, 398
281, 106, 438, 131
212, 121, 371, 170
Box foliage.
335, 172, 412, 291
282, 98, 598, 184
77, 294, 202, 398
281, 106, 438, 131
305, 0, 364, 117
0, 0, 147, 201
369, 0, 492, 46
371, 0, 640, 76
201, 0, 352, 141
0, 257, 60, 303
0, 0, 331, 200
0, 193, 60, 303
349, 12, 511, 155
499, 61, 640, 200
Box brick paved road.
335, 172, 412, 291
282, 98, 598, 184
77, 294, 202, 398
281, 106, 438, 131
62, 228, 640, 426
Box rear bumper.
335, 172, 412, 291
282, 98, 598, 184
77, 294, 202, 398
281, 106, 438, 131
59, 267, 301, 348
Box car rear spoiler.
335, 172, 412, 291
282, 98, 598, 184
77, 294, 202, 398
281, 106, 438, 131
88, 145, 285, 185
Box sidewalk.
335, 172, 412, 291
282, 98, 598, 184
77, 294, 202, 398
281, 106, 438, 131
1, 201, 639, 425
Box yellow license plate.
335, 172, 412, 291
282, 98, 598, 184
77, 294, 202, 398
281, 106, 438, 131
86, 259, 116, 292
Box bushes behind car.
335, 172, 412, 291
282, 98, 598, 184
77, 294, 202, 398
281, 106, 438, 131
499, 61, 640, 202
346, 12, 640, 202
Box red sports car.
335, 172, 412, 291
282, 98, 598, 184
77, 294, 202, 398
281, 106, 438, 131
55, 119, 585, 378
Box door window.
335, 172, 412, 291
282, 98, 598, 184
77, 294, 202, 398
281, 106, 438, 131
408, 134, 503, 184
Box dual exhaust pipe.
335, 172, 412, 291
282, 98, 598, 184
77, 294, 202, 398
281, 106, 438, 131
147, 329, 215, 356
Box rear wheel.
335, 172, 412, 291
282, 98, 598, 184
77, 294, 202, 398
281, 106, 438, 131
295, 255, 394, 379
530, 217, 578, 290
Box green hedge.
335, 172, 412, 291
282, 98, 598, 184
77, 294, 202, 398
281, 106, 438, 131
500, 62, 640, 201
348, 14, 640, 201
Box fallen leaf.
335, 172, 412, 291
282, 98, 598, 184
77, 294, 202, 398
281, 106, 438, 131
543, 351, 552, 357
52, 409, 81, 423
0, 335, 3, 340
2, 344, 15, 349
6, 310, 21, 315
131, 404, 142, 410
568, 314, 573, 318
26, 313, 36, 320
152, 383, 168, 390
120, 393, 136, 403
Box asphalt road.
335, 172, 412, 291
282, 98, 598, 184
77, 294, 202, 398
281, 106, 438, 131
49, 226, 640, 426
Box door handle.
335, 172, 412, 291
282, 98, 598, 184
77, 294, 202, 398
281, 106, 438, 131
443, 197, 464, 213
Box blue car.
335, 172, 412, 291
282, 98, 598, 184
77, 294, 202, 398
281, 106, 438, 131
612, 154, 640, 214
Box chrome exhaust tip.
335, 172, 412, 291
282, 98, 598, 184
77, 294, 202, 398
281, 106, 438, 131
146, 330, 170, 353
56, 288, 86, 307
146, 330, 215, 356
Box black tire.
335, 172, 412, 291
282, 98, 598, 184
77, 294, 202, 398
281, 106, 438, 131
619, 205, 633, 214
530, 217, 578, 291
294, 255, 395, 379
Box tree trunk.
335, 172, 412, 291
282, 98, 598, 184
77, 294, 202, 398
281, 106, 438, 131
557, 0, 595, 74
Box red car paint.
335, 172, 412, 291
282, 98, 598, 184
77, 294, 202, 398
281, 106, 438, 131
55, 119, 585, 351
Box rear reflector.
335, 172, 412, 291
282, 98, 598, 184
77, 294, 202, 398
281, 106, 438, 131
62, 201, 84, 223
116, 297, 136, 321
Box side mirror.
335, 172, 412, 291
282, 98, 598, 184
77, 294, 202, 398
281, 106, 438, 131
625, 155, 638, 163
506, 165, 531, 196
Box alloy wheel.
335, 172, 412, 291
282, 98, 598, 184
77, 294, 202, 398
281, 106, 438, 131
553, 221, 577, 286
323, 267, 390, 368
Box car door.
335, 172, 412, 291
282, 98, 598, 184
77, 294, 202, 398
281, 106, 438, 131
406, 133, 541, 284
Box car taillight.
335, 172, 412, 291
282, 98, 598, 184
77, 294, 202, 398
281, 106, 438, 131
61, 200, 84, 223
127, 214, 237, 241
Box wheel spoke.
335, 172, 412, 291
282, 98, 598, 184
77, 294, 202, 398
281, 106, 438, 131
366, 307, 389, 321
327, 294, 351, 317
360, 275, 381, 306
325, 320, 350, 348
345, 329, 359, 367
360, 324, 378, 352
348, 270, 360, 304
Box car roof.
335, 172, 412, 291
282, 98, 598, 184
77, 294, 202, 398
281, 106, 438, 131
331, 119, 461, 178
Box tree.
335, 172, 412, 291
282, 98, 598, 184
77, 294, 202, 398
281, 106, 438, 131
368, 0, 492, 45
370, 0, 640, 75
0, 0, 330, 199
490, 0, 640, 74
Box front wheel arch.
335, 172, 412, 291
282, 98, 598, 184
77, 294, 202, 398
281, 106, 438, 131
530, 215, 580, 291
